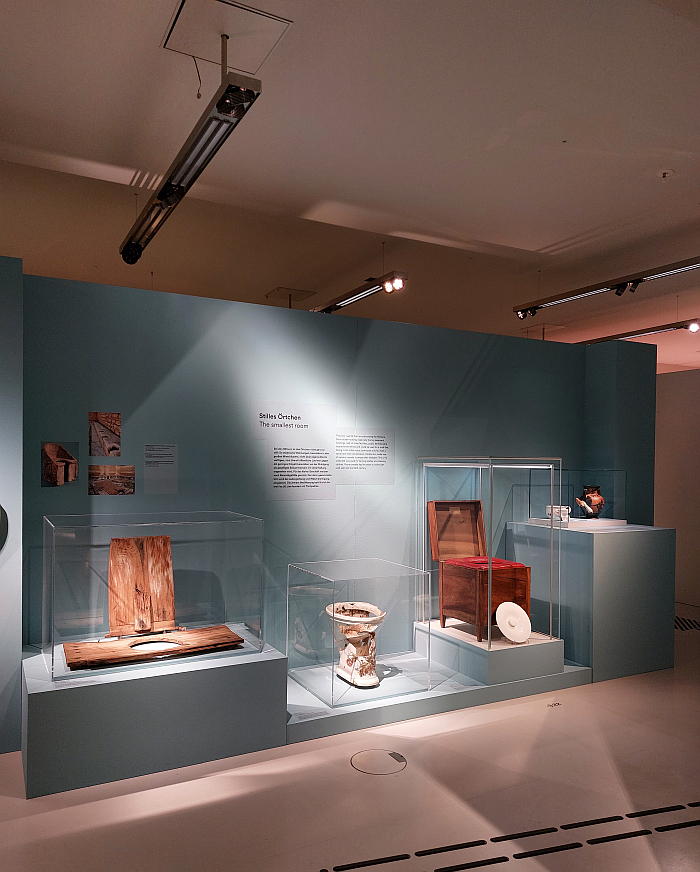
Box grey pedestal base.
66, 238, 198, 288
22, 647, 287, 798
416, 619, 564, 685
509, 522, 676, 681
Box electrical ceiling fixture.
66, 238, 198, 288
513, 255, 700, 319
310, 271, 408, 314
120, 35, 261, 264
577, 319, 700, 345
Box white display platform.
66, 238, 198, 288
527, 517, 628, 529
416, 619, 564, 685
22, 645, 287, 798
287, 660, 591, 744
290, 651, 429, 707
287, 620, 589, 744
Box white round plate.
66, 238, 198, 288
496, 602, 531, 643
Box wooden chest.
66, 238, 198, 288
427, 500, 530, 641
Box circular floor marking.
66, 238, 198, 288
350, 749, 407, 775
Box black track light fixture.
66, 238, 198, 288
513, 255, 700, 318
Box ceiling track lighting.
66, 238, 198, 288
577, 319, 700, 345
513, 256, 700, 319
120, 35, 261, 265
310, 271, 407, 314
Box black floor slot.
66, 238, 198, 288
491, 827, 557, 843
560, 815, 623, 830
434, 857, 509, 872
333, 855, 410, 871
512, 842, 583, 859
626, 805, 685, 818
656, 819, 700, 832
415, 840, 487, 857
688, 801, 700, 808
587, 829, 652, 845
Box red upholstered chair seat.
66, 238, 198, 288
444, 557, 525, 570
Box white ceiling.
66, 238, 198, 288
1, 0, 700, 366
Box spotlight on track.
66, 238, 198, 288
311, 271, 408, 314
513, 255, 700, 318
120, 35, 261, 264
578, 318, 700, 344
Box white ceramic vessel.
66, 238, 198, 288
546, 505, 571, 522
325, 601, 386, 687
496, 601, 531, 644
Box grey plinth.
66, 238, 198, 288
509, 522, 676, 682
416, 620, 564, 685
22, 647, 287, 798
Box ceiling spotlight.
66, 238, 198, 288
527, 307, 537, 317
311, 270, 407, 313
513, 255, 700, 317
578, 318, 700, 344
120, 68, 261, 264
516, 309, 527, 320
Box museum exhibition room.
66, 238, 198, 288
0, 2, 699, 871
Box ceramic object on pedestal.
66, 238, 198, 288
576, 485, 604, 518
325, 601, 386, 687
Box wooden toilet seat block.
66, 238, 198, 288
427, 500, 531, 642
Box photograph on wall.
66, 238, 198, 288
88, 412, 121, 456
88, 464, 135, 495
41, 442, 79, 487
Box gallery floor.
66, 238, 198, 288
1, 605, 698, 872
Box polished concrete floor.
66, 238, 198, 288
1, 605, 698, 872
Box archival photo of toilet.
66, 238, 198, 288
88, 464, 135, 496
88, 411, 121, 456
41, 442, 78, 487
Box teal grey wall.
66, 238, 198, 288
584, 342, 657, 525
0, 256, 23, 752
20, 269, 658, 687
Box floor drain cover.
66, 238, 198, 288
350, 749, 407, 775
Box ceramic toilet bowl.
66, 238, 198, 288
325, 601, 386, 688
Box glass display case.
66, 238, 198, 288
561, 469, 627, 521
287, 558, 431, 707
43, 511, 264, 680
419, 458, 562, 648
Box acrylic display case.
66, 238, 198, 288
561, 469, 627, 522
419, 458, 562, 648
287, 558, 431, 707
43, 511, 264, 680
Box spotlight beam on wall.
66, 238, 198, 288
513, 255, 700, 319
311, 271, 407, 313
120, 70, 261, 265
577, 318, 700, 344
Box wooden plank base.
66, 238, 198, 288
63, 625, 244, 670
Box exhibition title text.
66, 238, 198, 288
259, 413, 309, 430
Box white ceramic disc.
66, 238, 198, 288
496, 602, 531, 643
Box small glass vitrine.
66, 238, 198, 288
44, 511, 264, 680
287, 558, 430, 707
